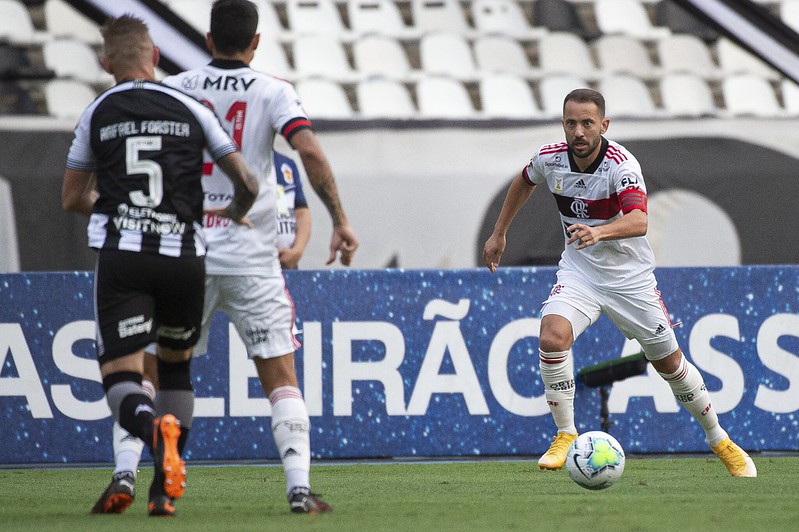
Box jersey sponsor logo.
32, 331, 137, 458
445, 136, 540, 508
118, 315, 153, 339
204, 212, 232, 228
114, 204, 187, 236
203, 75, 257, 92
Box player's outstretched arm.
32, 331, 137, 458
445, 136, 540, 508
290, 128, 359, 265
214, 152, 259, 227
483, 173, 536, 272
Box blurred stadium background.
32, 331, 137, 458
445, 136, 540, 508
0, 0, 798, 272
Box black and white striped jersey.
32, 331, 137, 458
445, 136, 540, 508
66, 79, 237, 257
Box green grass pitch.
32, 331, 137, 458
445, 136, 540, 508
1, 456, 798, 531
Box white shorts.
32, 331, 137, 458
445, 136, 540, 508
541, 270, 678, 361
194, 274, 300, 359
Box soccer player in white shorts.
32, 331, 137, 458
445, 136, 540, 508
108, 0, 358, 515
483, 88, 756, 478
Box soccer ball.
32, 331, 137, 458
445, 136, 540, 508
566, 431, 625, 490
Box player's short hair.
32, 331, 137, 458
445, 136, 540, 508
211, 0, 259, 55
563, 88, 606, 118
101, 15, 153, 71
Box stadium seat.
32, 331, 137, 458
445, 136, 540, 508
653, 0, 718, 42
532, 0, 600, 39
352, 35, 416, 81
0, 0, 50, 44
415, 75, 477, 118
286, 0, 351, 38
599, 74, 659, 118
347, 0, 421, 39
594, 34, 660, 81
249, 38, 295, 80
538, 74, 589, 118
479, 73, 543, 119
44, 0, 103, 45
166, 0, 212, 33
251, 0, 287, 40
356, 76, 416, 118
295, 77, 355, 118
0, 176, 20, 272
657, 34, 723, 80
410, 0, 473, 36
659, 73, 718, 118
470, 0, 547, 39
781, 0, 799, 34
292, 34, 360, 83
0, 81, 36, 114
44, 78, 97, 119
721, 73, 781, 117
43, 39, 113, 87
781, 78, 799, 116
473, 35, 537, 79
716, 38, 781, 81
537, 32, 599, 80
594, 0, 671, 39
418, 32, 479, 81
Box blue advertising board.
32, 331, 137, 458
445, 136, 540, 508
1, 267, 797, 465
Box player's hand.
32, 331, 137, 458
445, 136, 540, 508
567, 223, 600, 249
483, 232, 506, 273
328, 223, 359, 266
203, 207, 254, 229
279, 247, 302, 269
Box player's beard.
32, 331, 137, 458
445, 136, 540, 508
568, 137, 598, 159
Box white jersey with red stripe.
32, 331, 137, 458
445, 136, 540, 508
163, 60, 312, 276
523, 137, 656, 292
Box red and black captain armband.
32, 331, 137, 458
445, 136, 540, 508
281, 117, 313, 143
618, 187, 647, 214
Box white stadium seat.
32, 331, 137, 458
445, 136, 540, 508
599, 74, 659, 118
419, 32, 479, 81
538, 74, 590, 118
44, 79, 97, 119
416, 75, 478, 118
479, 73, 543, 119
722, 73, 781, 117
660, 73, 718, 118
295, 77, 355, 118
356, 76, 416, 118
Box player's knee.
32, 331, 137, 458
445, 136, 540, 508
539, 330, 572, 353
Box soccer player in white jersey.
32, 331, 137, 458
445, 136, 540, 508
108, 0, 357, 515
483, 88, 756, 478
62, 15, 258, 517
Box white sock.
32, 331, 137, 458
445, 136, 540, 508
111, 379, 153, 477
113, 422, 144, 477
658, 356, 727, 446
539, 350, 576, 435
270, 386, 311, 496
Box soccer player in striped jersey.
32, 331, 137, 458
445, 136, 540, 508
483, 88, 756, 478
61, 15, 258, 516
108, 0, 356, 516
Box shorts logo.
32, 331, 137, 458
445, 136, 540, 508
550, 284, 563, 297
246, 326, 269, 345
157, 325, 196, 341
118, 315, 153, 339
654, 323, 666, 335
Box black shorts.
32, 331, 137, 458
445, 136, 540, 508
94, 249, 205, 364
